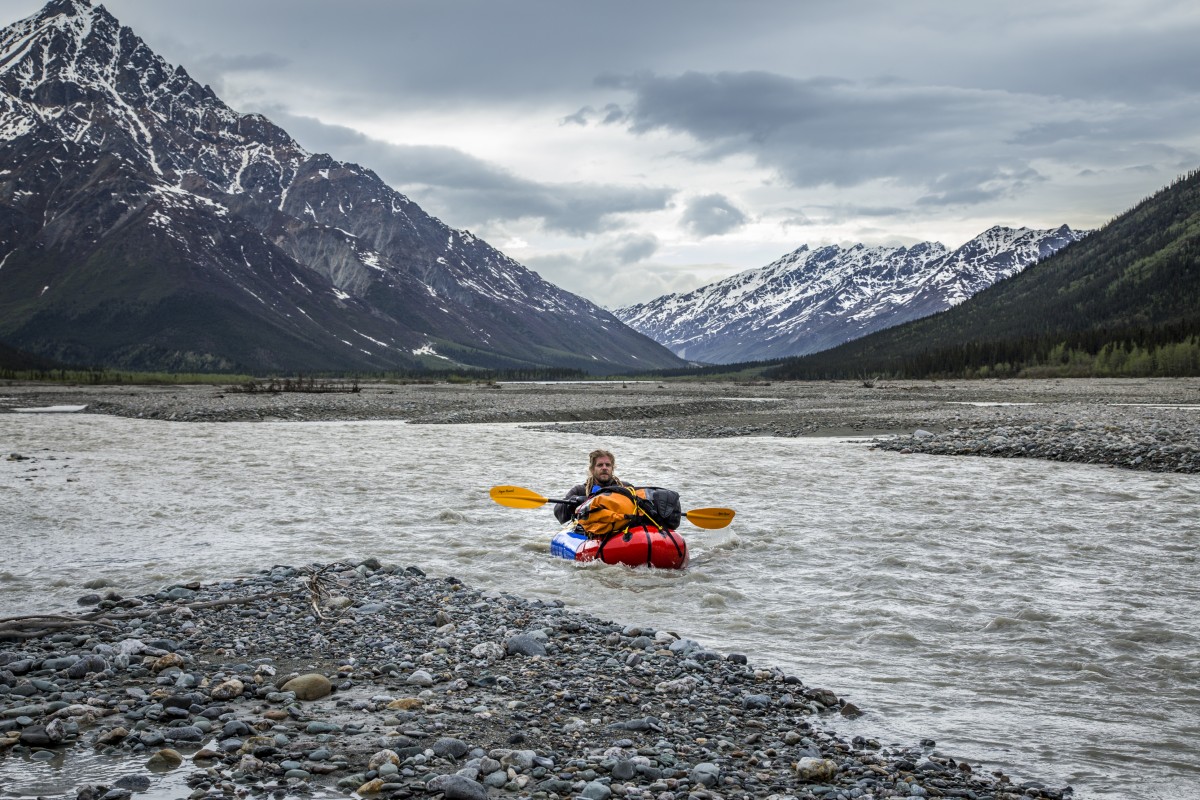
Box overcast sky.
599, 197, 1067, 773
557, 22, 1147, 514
8, 1, 1200, 307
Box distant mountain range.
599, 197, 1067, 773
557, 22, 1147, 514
616, 225, 1086, 364
0, 0, 684, 374
768, 168, 1200, 379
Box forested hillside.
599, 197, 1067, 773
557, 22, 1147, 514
768, 168, 1200, 379
0, 339, 57, 371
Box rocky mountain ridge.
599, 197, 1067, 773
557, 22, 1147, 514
0, 0, 683, 373
616, 225, 1086, 364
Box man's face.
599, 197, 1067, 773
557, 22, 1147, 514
593, 457, 614, 482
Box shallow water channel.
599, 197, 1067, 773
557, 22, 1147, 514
2, 415, 1198, 800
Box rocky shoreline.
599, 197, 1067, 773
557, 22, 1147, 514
1, 562, 1068, 800
2, 377, 1198, 473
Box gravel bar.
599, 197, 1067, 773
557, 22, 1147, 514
2, 377, 1198, 473
1, 562, 1069, 800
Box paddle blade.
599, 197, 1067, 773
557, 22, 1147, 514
685, 507, 736, 529
490, 485, 550, 509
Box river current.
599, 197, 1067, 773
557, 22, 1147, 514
2, 414, 1197, 799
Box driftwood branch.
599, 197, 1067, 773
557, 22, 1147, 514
0, 614, 119, 636
299, 564, 341, 621
1, 563, 353, 642
0, 589, 299, 641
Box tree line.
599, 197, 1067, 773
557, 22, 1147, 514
765, 323, 1200, 380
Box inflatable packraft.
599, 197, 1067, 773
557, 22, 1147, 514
549, 485, 688, 569
550, 523, 689, 569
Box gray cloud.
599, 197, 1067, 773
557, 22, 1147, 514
601, 104, 627, 125
779, 208, 813, 227
108, 0, 1200, 115
612, 233, 660, 263
189, 52, 290, 75
598, 71, 1042, 201
598, 67, 1196, 208
525, 233, 709, 309
1007, 120, 1096, 147
916, 166, 1045, 207
943, 14, 1200, 104
561, 107, 592, 126
680, 194, 748, 237
843, 205, 910, 219
272, 112, 674, 236
107, 0, 788, 111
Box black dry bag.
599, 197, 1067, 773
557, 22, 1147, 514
641, 487, 682, 529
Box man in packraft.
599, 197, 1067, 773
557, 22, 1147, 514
554, 449, 631, 523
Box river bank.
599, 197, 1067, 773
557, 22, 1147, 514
1, 562, 1070, 800
2, 377, 1198, 472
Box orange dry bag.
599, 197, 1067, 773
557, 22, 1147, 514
574, 487, 646, 537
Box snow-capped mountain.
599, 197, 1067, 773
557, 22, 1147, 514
616, 225, 1087, 364
0, 0, 683, 373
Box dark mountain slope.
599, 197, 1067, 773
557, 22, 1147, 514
0, 337, 57, 370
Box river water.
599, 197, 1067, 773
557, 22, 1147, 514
2, 414, 1197, 800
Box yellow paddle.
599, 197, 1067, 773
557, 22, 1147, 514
681, 507, 737, 529
488, 485, 736, 529
489, 485, 554, 509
